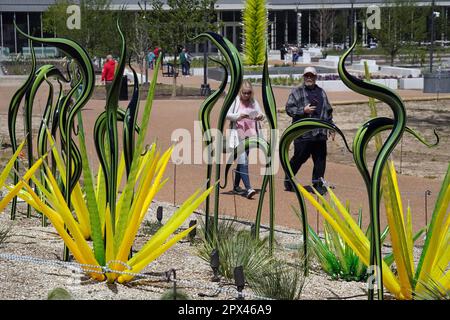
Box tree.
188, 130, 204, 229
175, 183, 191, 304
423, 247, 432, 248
242, 0, 268, 66
370, 0, 428, 66
125, 6, 152, 84
330, 10, 350, 47
148, 0, 217, 97
311, 7, 335, 48
43, 0, 118, 58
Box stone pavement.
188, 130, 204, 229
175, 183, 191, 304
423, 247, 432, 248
0, 70, 446, 242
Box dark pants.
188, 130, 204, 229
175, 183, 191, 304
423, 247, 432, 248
105, 81, 113, 99
181, 62, 189, 75
286, 139, 327, 186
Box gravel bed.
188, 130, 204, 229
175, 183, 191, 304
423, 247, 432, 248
0, 199, 385, 301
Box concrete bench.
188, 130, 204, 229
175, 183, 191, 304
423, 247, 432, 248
399, 78, 424, 90
298, 52, 311, 64
379, 66, 421, 78
372, 78, 398, 90
317, 78, 398, 92
268, 50, 281, 61
317, 80, 349, 91
351, 59, 379, 72
318, 55, 340, 68
307, 48, 323, 58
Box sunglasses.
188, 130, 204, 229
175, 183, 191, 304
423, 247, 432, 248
242, 91, 252, 95
304, 73, 316, 78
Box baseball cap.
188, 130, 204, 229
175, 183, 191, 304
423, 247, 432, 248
303, 66, 317, 76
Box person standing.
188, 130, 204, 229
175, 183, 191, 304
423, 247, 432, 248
185, 48, 192, 76
147, 49, 156, 70
179, 48, 188, 76
226, 81, 265, 199
153, 47, 160, 59
101, 54, 117, 97
284, 66, 335, 195
292, 46, 299, 65
280, 44, 287, 63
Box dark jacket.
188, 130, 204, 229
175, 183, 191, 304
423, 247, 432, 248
285, 84, 333, 140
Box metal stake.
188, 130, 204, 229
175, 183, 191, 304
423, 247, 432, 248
424, 190, 431, 233
173, 162, 176, 206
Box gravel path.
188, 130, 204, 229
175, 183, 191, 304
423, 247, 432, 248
0, 200, 373, 300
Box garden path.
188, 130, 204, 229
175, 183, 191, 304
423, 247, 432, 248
0, 72, 447, 242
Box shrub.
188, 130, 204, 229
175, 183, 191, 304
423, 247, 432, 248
197, 219, 273, 282
250, 258, 306, 300
307, 209, 392, 282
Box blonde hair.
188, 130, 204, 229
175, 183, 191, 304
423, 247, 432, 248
239, 80, 255, 103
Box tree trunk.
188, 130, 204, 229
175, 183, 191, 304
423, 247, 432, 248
172, 54, 178, 97
140, 56, 144, 85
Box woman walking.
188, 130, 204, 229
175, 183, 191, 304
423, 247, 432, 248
226, 81, 265, 199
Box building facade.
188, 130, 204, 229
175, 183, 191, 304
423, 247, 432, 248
1, 0, 449, 56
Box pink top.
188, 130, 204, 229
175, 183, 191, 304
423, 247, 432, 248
236, 102, 259, 139
226, 97, 264, 140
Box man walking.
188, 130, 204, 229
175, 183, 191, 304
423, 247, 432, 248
284, 66, 334, 195
101, 54, 117, 98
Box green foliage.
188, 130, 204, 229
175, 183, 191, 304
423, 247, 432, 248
287, 75, 294, 86
197, 219, 273, 282
244, 65, 264, 72
370, 0, 428, 66
147, 0, 217, 96
308, 218, 369, 282
414, 275, 450, 300
167, 57, 223, 69
42, 0, 120, 58
242, 0, 268, 66
148, 0, 216, 57
47, 288, 73, 300
250, 259, 306, 300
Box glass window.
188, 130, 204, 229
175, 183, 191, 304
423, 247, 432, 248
221, 11, 234, 22
15, 12, 28, 54
236, 25, 242, 52
29, 12, 42, 37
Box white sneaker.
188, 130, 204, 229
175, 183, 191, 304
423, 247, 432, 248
246, 188, 256, 199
